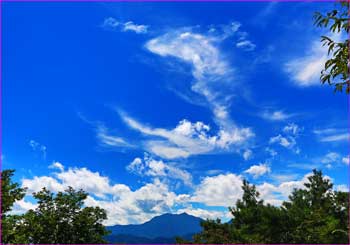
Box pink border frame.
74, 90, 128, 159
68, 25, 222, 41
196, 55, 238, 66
0, 0, 348, 244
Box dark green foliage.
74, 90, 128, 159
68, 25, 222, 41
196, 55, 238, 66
1, 170, 110, 244
177, 169, 349, 244
17, 187, 110, 244
313, 1, 349, 93
1, 170, 27, 243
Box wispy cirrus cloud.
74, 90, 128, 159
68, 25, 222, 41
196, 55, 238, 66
313, 127, 348, 143
284, 33, 345, 87
29, 140, 47, 159
102, 17, 148, 34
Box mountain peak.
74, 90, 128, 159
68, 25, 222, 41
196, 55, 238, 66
108, 212, 203, 242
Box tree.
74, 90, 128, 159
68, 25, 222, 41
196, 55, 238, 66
314, 1, 349, 93
177, 169, 349, 244
1, 170, 27, 243
283, 169, 348, 243
17, 187, 110, 244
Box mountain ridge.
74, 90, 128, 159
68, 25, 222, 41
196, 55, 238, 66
106, 212, 203, 243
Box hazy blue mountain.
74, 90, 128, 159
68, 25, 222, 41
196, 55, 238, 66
106, 213, 203, 243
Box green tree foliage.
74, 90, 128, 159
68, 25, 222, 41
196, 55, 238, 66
177, 169, 349, 244
1, 170, 110, 244
1, 170, 27, 243
313, 1, 349, 93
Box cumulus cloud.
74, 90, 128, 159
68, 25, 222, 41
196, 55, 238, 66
102, 17, 148, 34
176, 207, 231, 221
21, 163, 186, 225
49, 161, 64, 172
269, 123, 301, 153
191, 173, 243, 206
244, 163, 270, 178
126, 155, 192, 186
120, 114, 253, 159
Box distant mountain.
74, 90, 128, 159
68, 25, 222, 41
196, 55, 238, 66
106, 213, 203, 243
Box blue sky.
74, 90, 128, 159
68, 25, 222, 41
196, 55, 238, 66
3, 2, 349, 225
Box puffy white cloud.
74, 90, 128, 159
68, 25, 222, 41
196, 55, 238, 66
244, 163, 270, 178
22, 164, 131, 199
102, 17, 148, 34
10, 200, 37, 215
49, 161, 64, 172
176, 207, 231, 221
269, 124, 301, 154
126, 155, 192, 186
243, 149, 253, 160
191, 173, 243, 206
121, 114, 253, 159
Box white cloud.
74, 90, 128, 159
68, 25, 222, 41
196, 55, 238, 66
49, 161, 64, 172
269, 134, 296, 148
283, 123, 301, 135
191, 173, 243, 206
96, 125, 133, 148
29, 140, 47, 159
269, 124, 301, 153
335, 184, 348, 192
321, 152, 340, 164
102, 17, 148, 34
313, 127, 348, 143
120, 114, 253, 159
123, 21, 148, 34
126, 155, 192, 186
236, 40, 256, 51
342, 156, 349, 165
244, 163, 270, 178
145, 29, 253, 134
243, 149, 253, 160
265, 147, 278, 157
320, 133, 348, 142
176, 207, 231, 221
284, 33, 344, 87
20, 163, 187, 225
261, 110, 292, 121
10, 199, 37, 215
